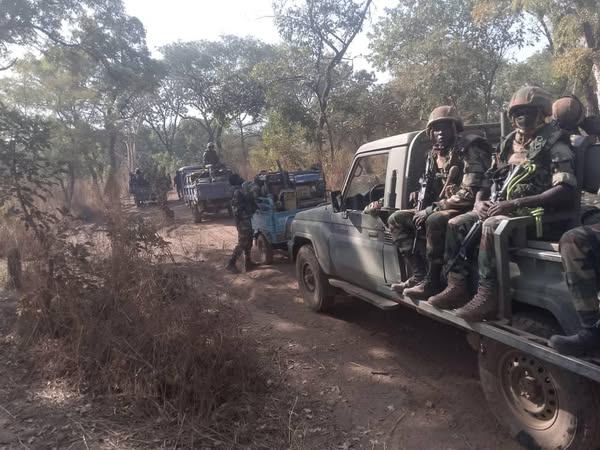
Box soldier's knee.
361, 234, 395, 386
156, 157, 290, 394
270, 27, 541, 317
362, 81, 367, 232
483, 216, 504, 231
559, 227, 587, 253
425, 212, 449, 230
388, 210, 412, 229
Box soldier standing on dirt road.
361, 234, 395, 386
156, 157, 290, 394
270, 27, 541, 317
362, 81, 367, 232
429, 86, 578, 322
226, 174, 260, 274
364, 106, 492, 298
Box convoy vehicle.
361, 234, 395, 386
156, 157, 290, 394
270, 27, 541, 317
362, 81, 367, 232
132, 183, 157, 207
252, 169, 326, 264
175, 165, 203, 199
182, 165, 234, 223
288, 122, 600, 450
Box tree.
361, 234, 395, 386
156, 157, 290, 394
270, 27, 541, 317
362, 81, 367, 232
273, 0, 373, 162
370, 0, 525, 121
161, 36, 271, 158
0, 102, 55, 245
479, 0, 600, 114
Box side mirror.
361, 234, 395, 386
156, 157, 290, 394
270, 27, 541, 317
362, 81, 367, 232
328, 190, 342, 212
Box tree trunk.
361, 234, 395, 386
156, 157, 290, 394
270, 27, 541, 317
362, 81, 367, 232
6, 248, 22, 290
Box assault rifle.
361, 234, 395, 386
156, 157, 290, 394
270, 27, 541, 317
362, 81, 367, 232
444, 164, 522, 276
411, 154, 436, 252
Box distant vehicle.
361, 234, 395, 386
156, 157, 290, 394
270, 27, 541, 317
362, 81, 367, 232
182, 165, 234, 223
288, 122, 600, 450
132, 181, 157, 207
252, 168, 325, 264
175, 165, 204, 200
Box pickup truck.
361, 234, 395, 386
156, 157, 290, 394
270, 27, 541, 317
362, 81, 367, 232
288, 123, 600, 450
181, 165, 234, 223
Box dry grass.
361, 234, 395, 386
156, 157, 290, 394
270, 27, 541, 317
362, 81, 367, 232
15, 209, 290, 448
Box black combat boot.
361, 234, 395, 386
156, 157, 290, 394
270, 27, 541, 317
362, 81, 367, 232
404, 263, 443, 300
244, 256, 259, 272
390, 253, 427, 293
225, 258, 239, 274
549, 311, 600, 357
454, 279, 498, 322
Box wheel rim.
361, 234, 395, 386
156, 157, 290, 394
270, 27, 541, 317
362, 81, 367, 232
301, 262, 316, 294
499, 350, 559, 430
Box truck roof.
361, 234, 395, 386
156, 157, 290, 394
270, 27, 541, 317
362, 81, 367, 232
356, 130, 422, 155
356, 122, 502, 155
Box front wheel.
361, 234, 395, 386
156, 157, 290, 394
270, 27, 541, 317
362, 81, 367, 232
479, 313, 600, 450
295, 245, 334, 312
256, 234, 273, 265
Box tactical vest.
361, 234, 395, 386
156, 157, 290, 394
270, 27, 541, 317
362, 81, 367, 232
496, 124, 570, 198
432, 134, 490, 199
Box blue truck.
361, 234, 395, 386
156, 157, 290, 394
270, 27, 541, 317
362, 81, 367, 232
252, 169, 325, 264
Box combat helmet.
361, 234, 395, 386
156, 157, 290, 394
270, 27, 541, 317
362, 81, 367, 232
206, 142, 216, 149
426, 106, 464, 137
552, 95, 586, 131
508, 86, 553, 117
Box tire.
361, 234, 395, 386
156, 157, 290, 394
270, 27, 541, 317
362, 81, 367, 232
256, 234, 274, 265
295, 245, 334, 312
193, 204, 203, 223
479, 312, 600, 450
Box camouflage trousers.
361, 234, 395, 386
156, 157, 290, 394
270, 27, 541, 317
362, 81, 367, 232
232, 218, 253, 260
559, 224, 600, 313
445, 212, 511, 280
387, 209, 461, 264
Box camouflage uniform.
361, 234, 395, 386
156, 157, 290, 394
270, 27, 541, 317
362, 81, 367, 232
549, 222, 600, 355
228, 181, 259, 272
387, 138, 491, 266
445, 122, 577, 283
559, 223, 600, 314
203, 148, 220, 166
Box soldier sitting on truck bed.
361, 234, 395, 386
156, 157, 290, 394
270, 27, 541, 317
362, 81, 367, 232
364, 106, 492, 298
429, 86, 578, 322
549, 222, 600, 356
203, 142, 221, 167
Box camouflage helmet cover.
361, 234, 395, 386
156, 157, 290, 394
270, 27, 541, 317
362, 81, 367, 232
426, 106, 464, 136
508, 86, 553, 117
552, 95, 586, 130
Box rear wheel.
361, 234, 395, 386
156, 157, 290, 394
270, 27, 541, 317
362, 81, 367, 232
193, 202, 205, 223
192, 205, 203, 223
296, 245, 334, 312
479, 312, 600, 450
256, 234, 274, 265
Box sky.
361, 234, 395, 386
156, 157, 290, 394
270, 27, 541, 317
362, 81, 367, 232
124, 0, 397, 76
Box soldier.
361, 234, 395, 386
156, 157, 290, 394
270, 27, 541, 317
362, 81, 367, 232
203, 142, 221, 167
226, 173, 260, 274
365, 106, 492, 298
549, 224, 600, 356
429, 86, 577, 321
552, 95, 586, 134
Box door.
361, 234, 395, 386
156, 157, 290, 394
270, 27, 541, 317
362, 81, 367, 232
330, 152, 388, 290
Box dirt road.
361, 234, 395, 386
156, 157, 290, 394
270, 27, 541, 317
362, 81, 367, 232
161, 198, 522, 450
0, 196, 523, 450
